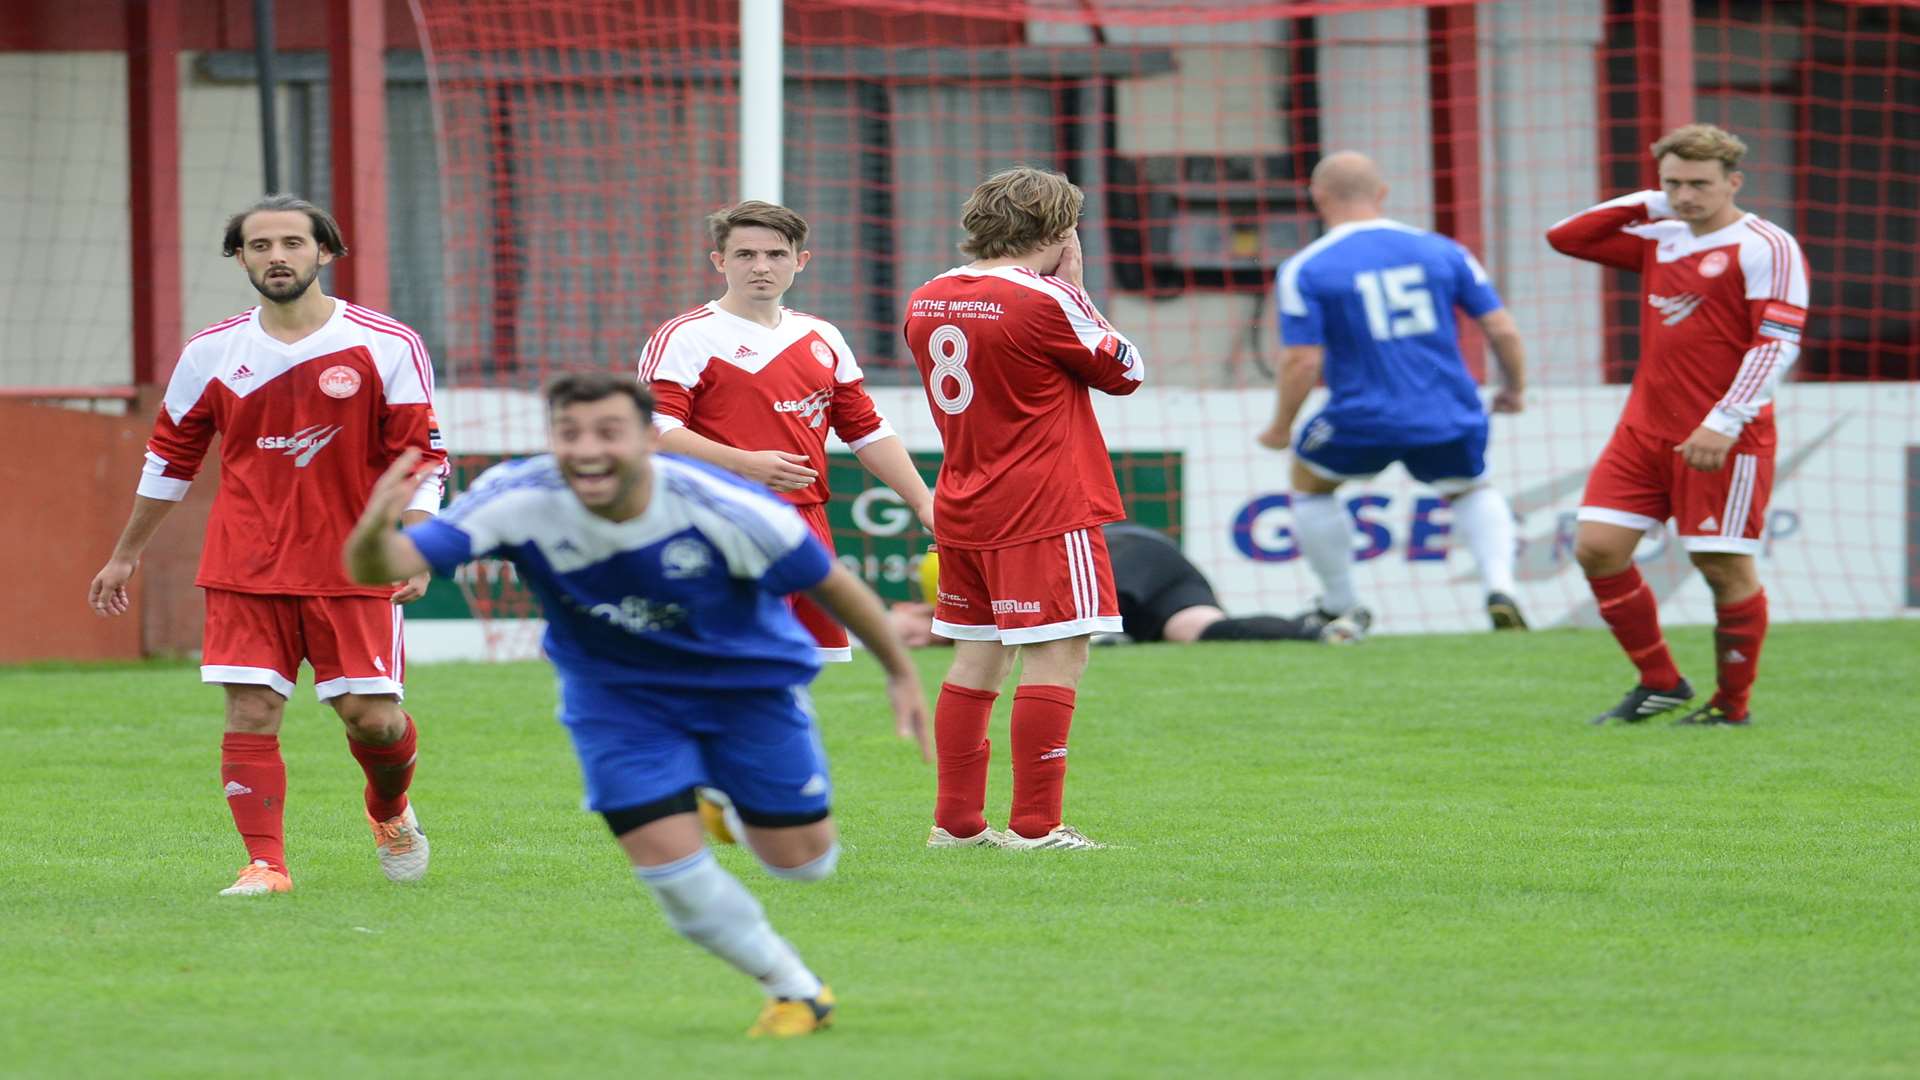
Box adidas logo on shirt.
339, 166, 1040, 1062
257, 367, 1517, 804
231, 364, 255, 380
733, 345, 757, 359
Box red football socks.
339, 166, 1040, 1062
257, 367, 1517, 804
348, 714, 418, 822
1587, 567, 1684, 689
934, 683, 997, 838
1008, 684, 1076, 841
221, 732, 287, 873
1712, 591, 1768, 718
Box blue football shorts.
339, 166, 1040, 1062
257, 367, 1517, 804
554, 676, 831, 822
1294, 413, 1490, 495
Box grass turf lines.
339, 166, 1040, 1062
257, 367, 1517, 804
2, 621, 1914, 1078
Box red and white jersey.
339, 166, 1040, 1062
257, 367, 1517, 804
139, 299, 448, 598
1547, 189, 1809, 447
903, 266, 1145, 550
638, 302, 894, 507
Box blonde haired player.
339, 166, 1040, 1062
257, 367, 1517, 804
904, 166, 1146, 851
1548, 124, 1809, 726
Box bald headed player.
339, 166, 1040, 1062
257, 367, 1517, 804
1257, 151, 1531, 631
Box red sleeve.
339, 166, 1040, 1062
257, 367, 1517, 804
145, 395, 217, 484
138, 350, 219, 499
381, 403, 446, 472
649, 380, 695, 424
372, 328, 449, 508
1546, 194, 1659, 272
1020, 277, 1146, 397
828, 378, 886, 445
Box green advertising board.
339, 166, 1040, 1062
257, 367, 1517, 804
822, 450, 1183, 603
410, 450, 1183, 617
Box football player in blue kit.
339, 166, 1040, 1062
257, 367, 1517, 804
1258, 151, 1532, 631
345, 371, 931, 1039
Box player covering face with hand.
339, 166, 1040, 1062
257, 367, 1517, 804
904, 166, 1146, 851
345, 373, 930, 1038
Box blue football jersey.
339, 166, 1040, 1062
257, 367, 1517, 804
1277, 218, 1503, 444
406, 453, 832, 691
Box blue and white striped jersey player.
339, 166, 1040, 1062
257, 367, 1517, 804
1257, 151, 1533, 633
344, 372, 931, 1039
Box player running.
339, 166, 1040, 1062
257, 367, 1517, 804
904, 166, 1145, 851
1257, 151, 1531, 633
88, 195, 446, 897
1548, 123, 1808, 727
345, 373, 930, 1038
640, 201, 934, 662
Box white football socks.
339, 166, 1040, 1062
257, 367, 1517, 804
1292, 493, 1358, 613
634, 848, 823, 1000
1449, 486, 1519, 595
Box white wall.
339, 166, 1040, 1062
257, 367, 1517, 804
0, 52, 293, 391
0, 53, 129, 389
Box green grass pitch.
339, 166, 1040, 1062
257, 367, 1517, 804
3, 622, 1915, 1078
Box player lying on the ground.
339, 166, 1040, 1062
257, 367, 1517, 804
891, 525, 1365, 647
1547, 123, 1807, 727
1257, 151, 1531, 634
640, 200, 934, 663
89, 194, 446, 898
344, 373, 932, 1039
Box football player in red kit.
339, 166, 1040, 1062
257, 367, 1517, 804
88, 195, 447, 895
904, 167, 1145, 850
1547, 124, 1809, 727
640, 201, 933, 663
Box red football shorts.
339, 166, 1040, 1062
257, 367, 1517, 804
1577, 424, 1774, 555
790, 502, 851, 662
201, 589, 406, 700
931, 527, 1122, 645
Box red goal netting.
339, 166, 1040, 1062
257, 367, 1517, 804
407, 0, 1920, 654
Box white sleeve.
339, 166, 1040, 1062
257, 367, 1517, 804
687, 485, 812, 580
1703, 338, 1800, 438
1738, 223, 1811, 306
639, 324, 710, 433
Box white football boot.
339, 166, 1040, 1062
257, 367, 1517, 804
998, 825, 1104, 851
369, 803, 430, 882
926, 826, 1009, 848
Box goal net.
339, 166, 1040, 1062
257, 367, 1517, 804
406, 0, 1920, 653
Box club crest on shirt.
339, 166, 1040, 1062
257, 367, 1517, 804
318, 364, 363, 399
810, 339, 835, 368
1697, 250, 1730, 278
661, 537, 713, 579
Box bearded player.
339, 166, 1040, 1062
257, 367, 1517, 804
88, 195, 447, 895
1548, 124, 1809, 726
639, 201, 933, 663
